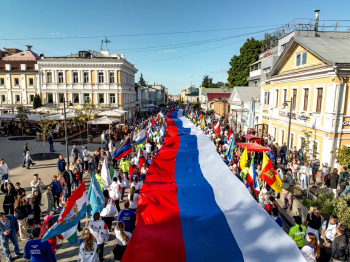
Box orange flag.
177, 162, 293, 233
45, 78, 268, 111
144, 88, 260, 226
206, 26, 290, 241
261, 152, 283, 193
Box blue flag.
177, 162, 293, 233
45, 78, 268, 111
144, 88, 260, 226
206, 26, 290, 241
87, 173, 105, 218
226, 137, 235, 162
208, 116, 212, 125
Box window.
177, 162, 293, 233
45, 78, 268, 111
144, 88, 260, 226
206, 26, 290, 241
264, 67, 271, 78
29, 78, 34, 86
47, 93, 53, 103
303, 89, 309, 111
29, 94, 34, 103
110, 94, 115, 103
281, 43, 288, 52
283, 89, 287, 108
14, 78, 19, 86
292, 89, 297, 110
281, 130, 285, 145
296, 51, 307, 67
109, 72, 115, 83
84, 94, 90, 103
275, 89, 279, 107
99, 94, 104, 103
59, 94, 64, 103
0, 78, 4, 85
47, 72, 52, 83
0, 95, 6, 102
272, 127, 277, 141
264, 91, 270, 105
300, 137, 306, 149
58, 72, 64, 83
290, 133, 294, 148
83, 72, 89, 83
73, 94, 79, 103
250, 63, 261, 71
15, 95, 20, 102
98, 72, 104, 83
316, 88, 323, 113
73, 72, 78, 83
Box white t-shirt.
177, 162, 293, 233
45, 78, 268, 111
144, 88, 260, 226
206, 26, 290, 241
83, 150, 91, 161
157, 144, 162, 150
109, 182, 121, 200
114, 228, 132, 246
117, 175, 126, 188
141, 167, 147, 175
89, 220, 108, 245
145, 144, 152, 153
301, 245, 316, 262
128, 193, 139, 209
321, 221, 338, 242
131, 182, 142, 191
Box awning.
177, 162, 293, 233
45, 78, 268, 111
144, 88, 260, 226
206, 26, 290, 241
97, 110, 123, 117
0, 113, 17, 119
87, 116, 120, 125
236, 142, 269, 152
48, 113, 76, 120
243, 135, 262, 142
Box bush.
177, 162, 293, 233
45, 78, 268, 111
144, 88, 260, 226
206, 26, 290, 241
301, 191, 350, 227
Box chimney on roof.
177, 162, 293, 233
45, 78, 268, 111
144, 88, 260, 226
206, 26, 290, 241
101, 50, 110, 57
314, 10, 320, 31
26, 45, 33, 51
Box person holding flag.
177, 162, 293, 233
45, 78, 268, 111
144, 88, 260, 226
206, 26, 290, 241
87, 173, 105, 218
247, 158, 260, 195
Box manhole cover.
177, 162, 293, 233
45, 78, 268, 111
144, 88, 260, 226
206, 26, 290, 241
8, 137, 36, 141
31, 153, 61, 161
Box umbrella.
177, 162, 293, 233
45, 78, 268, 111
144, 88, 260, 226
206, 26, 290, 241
87, 116, 120, 124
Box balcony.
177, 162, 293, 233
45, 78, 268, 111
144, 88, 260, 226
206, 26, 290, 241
249, 69, 261, 78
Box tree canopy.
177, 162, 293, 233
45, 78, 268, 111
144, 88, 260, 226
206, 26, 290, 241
138, 73, 146, 86
227, 38, 262, 87
33, 94, 42, 109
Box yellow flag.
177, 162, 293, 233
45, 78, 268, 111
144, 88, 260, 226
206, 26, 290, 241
261, 152, 283, 193
239, 147, 248, 170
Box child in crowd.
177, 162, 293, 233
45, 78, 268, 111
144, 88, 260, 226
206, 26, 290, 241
57, 173, 66, 206
62, 182, 68, 202
46, 186, 54, 214
73, 168, 81, 190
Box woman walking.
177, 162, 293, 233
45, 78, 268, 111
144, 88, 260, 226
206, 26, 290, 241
100, 190, 117, 232
1, 180, 17, 214
14, 195, 29, 240
304, 206, 322, 242
88, 212, 108, 262
113, 221, 132, 261
128, 186, 139, 213
78, 223, 98, 262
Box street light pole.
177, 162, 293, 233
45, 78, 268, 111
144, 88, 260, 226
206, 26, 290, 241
63, 99, 72, 165
286, 97, 293, 152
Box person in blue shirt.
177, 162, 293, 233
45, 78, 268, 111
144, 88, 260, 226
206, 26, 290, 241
146, 155, 153, 167
0, 213, 21, 261
48, 133, 55, 152
24, 227, 56, 262
50, 175, 62, 210
271, 208, 283, 228
56, 154, 66, 173
116, 201, 136, 233
223, 156, 229, 166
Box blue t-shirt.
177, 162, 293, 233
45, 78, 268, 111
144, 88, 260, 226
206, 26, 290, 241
146, 158, 152, 167
23, 239, 56, 262
272, 216, 283, 228
116, 209, 136, 229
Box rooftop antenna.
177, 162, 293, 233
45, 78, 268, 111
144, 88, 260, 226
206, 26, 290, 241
101, 37, 111, 50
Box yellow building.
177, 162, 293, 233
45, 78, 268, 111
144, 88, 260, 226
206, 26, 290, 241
0, 46, 40, 112
261, 36, 350, 167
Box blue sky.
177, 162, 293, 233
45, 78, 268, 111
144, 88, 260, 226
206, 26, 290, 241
1, 0, 349, 94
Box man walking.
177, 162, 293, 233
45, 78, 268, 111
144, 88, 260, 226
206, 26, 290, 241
0, 212, 22, 262
62, 165, 73, 197
22, 142, 29, 167
310, 155, 320, 188
0, 159, 9, 185
24, 227, 56, 262
57, 154, 66, 173
71, 144, 79, 163
48, 133, 55, 152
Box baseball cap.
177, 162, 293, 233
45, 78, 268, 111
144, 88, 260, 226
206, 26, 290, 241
44, 214, 53, 222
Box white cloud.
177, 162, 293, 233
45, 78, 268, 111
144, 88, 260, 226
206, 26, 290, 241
56, 32, 60, 35
51, 33, 54, 35
62, 34, 66, 36
161, 49, 176, 53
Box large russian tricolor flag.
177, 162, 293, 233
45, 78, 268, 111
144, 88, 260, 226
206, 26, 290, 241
123, 109, 306, 262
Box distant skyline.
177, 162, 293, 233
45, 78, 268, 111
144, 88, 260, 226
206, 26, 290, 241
1, 0, 349, 94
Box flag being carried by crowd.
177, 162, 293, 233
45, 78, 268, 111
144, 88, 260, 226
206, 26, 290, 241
261, 152, 283, 193
42, 182, 90, 244
112, 137, 132, 160
101, 157, 112, 189
247, 158, 260, 194
239, 147, 248, 170
225, 136, 235, 162
87, 173, 105, 218
134, 129, 146, 144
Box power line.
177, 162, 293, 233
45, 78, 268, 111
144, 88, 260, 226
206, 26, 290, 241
0, 24, 285, 41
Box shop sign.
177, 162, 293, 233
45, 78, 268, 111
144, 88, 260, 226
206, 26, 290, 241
343, 121, 350, 126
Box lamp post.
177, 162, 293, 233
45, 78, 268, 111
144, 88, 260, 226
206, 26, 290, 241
282, 97, 293, 152
63, 99, 73, 165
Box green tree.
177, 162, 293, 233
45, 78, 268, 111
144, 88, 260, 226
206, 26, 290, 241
138, 73, 146, 86
16, 105, 28, 136
165, 93, 168, 102
227, 38, 262, 87
332, 146, 350, 166
201, 75, 213, 88
33, 94, 42, 109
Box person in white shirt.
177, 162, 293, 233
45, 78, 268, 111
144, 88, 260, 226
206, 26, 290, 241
78, 223, 98, 262
145, 142, 152, 158
131, 176, 142, 193
109, 177, 121, 213
88, 212, 108, 262
117, 169, 127, 200
0, 159, 10, 185
301, 232, 320, 262
113, 221, 132, 261
128, 186, 139, 212
156, 142, 162, 150
83, 147, 91, 173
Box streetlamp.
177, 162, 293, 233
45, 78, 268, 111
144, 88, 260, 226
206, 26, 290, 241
63, 99, 73, 165
282, 97, 293, 152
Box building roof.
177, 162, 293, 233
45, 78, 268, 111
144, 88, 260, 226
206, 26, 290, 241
233, 86, 260, 102
207, 93, 231, 102
186, 90, 199, 96
270, 36, 350, 76
65, 50, 109, 58
1, 50, 40, 61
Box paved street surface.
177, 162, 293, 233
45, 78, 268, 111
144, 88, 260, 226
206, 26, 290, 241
0, 137, 124, 261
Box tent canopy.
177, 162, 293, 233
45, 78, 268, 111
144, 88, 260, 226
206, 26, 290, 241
48, 112, 76, 120
0, 113, 17, 119
87, 116, 120, 124
236, 142, 269, 152
97, 110, 123, 117
243, 135, 262, 142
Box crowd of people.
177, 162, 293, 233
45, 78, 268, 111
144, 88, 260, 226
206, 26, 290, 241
0, 104, 349, 262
